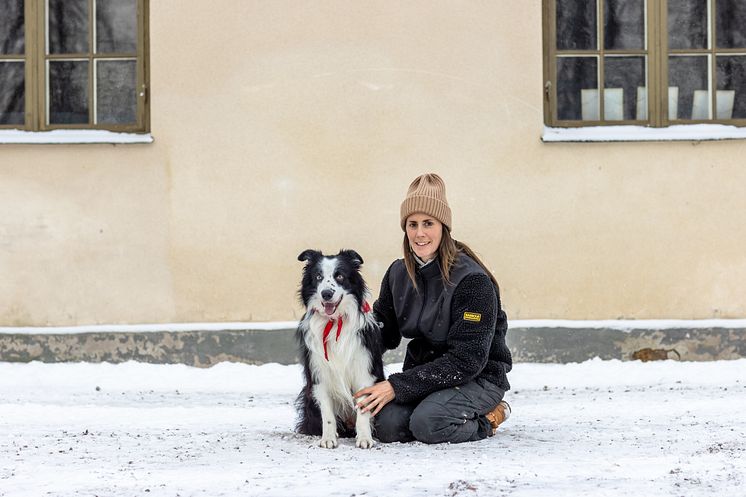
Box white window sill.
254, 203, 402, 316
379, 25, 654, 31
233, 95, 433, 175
542, 124, 746, 143
0, 129, 154, 144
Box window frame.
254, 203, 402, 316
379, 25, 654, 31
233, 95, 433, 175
543, 0, 746, 129
0, 0, 149, 133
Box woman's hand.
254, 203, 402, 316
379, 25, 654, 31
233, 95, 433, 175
354, 380, 395, 416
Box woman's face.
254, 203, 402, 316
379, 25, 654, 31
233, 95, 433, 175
405, 213, 443, 262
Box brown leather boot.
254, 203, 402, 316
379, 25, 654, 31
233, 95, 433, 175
485, 400, 511, 435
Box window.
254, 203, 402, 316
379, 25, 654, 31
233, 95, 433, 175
0, 0, 149, 132
543, 0, 746, 128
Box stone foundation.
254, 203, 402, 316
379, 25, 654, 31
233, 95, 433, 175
1, 324, 744, 366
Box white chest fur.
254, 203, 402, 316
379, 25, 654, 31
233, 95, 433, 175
301, 311, 376, 409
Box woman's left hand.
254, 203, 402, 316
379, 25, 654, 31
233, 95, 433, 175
354, 380, 395, 416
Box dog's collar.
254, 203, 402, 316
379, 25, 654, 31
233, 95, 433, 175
321, 301, 371, 361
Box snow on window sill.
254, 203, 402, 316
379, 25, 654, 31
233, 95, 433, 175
542, 124, 746, 143
0, 129, 154, 144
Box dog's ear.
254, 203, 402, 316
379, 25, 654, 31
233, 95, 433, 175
298, 249, 322, 263
340, 249, 364, 268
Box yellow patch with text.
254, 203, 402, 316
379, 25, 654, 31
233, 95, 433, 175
463, 312, 482, 323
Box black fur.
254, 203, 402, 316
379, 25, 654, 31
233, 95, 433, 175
294, 249, 385, 437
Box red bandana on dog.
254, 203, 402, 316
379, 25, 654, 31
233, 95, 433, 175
322, 302, 371, 361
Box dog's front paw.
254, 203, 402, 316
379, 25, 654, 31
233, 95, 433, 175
356, 436, 374, 449
319, 437, 338, 449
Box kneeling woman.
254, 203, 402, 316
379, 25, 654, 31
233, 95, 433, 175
354, 173, 512, 444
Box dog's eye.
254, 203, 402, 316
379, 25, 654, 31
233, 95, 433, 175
315, 274, 323, 281
335, 274, 344, 283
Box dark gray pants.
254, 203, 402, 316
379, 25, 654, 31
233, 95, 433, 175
374, 378, 505, 444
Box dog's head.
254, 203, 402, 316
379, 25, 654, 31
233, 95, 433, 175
297, 249, 368, 319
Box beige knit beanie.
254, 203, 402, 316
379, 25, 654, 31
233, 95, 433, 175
400, 173, 452, 231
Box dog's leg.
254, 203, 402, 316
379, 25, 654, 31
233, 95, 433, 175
354, 395, 375, 449
313, 384, 338, 448
352, 373, 377, 449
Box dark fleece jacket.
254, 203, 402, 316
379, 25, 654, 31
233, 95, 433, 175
373, 254, 512, 404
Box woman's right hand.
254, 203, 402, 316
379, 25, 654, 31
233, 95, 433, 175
353, 380, 395, 416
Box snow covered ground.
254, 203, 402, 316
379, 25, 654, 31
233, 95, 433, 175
1, 359, 744, 497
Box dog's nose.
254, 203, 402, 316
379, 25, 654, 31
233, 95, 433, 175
321, 289, 334, 301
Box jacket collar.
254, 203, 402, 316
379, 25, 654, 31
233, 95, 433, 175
416, 256, 442, 279
413, 253, 433, 267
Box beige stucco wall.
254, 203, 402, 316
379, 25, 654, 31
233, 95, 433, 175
2, 1, 745, 326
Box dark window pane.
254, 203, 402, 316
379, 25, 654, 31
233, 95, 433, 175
0, 0, 24, 55
557, 0, 597, 50
604, 57, 646, 120
557, 57, 599, 120
96, 60, 136, 124
48, 0, 89, 54
668, 56, 710, 120
716, 0, 746, 49
605, 0, 645, 50
0, 61, 24, 124
49, 60, 89, 124
96, 0, 137, 53
716, 56, 746, 119
668, 0, 708, 49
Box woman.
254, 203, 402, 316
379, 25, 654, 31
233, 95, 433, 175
354, 173, 512, 444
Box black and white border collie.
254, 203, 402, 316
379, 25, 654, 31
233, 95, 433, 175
295, 249, 385, 449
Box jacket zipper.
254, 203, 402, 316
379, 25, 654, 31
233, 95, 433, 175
415, 270, 428, 335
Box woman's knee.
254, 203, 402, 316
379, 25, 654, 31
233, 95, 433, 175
409, 400, 455, 444
373, 403, 414, 443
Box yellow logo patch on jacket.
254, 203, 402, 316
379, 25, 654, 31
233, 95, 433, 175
463, 312, 481, 323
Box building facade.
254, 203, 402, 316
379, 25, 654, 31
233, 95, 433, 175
2, 1, 745, 327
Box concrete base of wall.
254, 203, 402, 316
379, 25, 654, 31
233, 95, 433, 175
1, 324, 744, 366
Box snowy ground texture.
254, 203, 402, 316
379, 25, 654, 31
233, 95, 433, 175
1, 359, 745, 497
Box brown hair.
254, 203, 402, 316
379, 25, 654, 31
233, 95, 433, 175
402, 226, 499, 292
